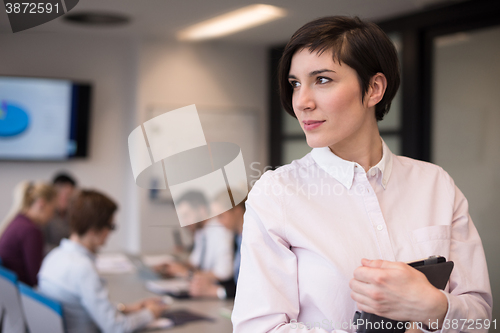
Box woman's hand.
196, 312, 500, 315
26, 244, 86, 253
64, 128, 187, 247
405, 323, 424, 333
349, 259, 448, 326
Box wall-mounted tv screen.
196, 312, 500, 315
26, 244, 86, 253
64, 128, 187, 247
0, 76, 91, 160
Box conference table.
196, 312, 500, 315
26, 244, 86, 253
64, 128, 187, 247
101, 256, 234, 333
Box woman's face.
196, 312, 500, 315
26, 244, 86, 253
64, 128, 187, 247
288, 48, 375, 150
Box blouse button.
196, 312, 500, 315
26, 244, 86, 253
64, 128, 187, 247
376, 224, 384, 231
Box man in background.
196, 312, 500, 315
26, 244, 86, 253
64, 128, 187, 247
43, 172, 77, 254
189, 191, 245, 299
155, 191, 234, 282
39, 189, 167, 333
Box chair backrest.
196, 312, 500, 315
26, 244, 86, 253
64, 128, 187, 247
0, 266, 27, 333
0, 257, 3, 330
18, 283, 65, 333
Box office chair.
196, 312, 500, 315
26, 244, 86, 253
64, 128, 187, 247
18, 283, 65, 333
0, 266, 27, 333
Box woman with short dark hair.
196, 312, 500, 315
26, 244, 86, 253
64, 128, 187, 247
232, 16, 491, 332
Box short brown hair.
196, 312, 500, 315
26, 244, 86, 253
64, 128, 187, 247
69, 190, 118, 236
278, 16, 400, 121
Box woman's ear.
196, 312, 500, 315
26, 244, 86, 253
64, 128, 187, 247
366, 73, 387, 108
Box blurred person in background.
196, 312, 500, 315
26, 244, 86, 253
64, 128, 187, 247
189, 190, 245, 299
0, 181, 31, 237
43, 172, 78, 254
0, 182, 57, 286
38, 189, 168, 333
155, 191, 233, 282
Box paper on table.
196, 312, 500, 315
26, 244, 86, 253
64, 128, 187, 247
145, 279, 190, 294
96, 253, 136, 274
142, 254, 175, 267
144, 318, 174, 330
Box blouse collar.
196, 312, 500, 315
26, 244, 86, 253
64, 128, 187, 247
310, 138, 393, 190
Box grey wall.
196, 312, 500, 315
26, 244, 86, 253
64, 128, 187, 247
0, 33, 140, 252
0, 33, 268, 254
137, 40, 268, 254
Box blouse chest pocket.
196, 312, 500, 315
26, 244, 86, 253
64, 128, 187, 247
411, 225, 451, 259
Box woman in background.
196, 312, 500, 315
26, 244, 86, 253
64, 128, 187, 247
0, 182, 56, 286
0, 181, 31, 237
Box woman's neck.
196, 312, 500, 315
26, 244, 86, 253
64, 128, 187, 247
24, 209, 42, 226
329, 121, 382, 172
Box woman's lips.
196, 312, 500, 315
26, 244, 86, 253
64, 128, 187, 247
303, 120, 325, 130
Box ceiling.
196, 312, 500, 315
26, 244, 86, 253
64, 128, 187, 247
0, 0, 462, 45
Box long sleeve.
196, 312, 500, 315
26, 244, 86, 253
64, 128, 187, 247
22, 227, 43, 287
232, 173, 346, 333
78, 262, 154, 333
232, 146, 493, 333
425, 184, 492, 333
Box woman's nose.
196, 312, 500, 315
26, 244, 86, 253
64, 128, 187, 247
294, 86, 315, 111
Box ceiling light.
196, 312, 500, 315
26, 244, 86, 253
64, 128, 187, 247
177, 4, 286, 41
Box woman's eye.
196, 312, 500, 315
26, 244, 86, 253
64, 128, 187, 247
289, 80, 300, 88
317, 77, 330, 84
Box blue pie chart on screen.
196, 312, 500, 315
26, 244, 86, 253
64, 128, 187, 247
0, 101, 30, 137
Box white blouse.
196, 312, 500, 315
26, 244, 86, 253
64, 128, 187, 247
232, 141, 492, 333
